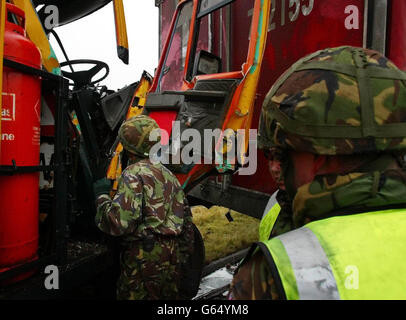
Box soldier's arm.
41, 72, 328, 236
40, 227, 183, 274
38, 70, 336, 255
95, 172, 143, 236
229, 251, 279, 300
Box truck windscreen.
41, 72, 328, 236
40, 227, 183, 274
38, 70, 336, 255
158, 1, 193, 92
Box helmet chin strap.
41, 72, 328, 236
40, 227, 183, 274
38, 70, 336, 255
278, 151, 296, 204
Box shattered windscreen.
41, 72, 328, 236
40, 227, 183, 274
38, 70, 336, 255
188, 0, 233, 78
158, 1, 193, 92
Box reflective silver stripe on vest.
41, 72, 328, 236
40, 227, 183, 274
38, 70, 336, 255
278, 227, 340, 300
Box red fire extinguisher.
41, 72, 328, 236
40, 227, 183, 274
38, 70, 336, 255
0, 3, 42, 279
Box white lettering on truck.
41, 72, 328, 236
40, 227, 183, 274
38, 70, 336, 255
248, 0, 315, 32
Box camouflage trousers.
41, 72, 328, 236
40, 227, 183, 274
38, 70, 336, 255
117, 235, 182, 300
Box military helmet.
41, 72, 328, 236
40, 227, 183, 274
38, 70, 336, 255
258, 46, 406, 155
118, 115, 161, 157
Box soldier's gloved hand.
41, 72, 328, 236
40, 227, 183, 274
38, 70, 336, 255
93, 178, 111, 197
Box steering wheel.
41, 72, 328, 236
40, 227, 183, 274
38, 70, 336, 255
60, 59, 110, 87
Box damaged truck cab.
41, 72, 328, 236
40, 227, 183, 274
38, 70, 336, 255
145, 0, 271, 195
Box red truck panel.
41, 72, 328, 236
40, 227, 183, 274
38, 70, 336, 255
387, 0, 406, 70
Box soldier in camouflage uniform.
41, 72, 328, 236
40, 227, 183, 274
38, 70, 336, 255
229, 46, 406, 299
93, 115, 196, 300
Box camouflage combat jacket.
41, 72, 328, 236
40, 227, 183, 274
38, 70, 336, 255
95, 159, 189, 239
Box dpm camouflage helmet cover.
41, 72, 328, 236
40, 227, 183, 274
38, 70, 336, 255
118, 115, 161, 157
258, 46, 406, 155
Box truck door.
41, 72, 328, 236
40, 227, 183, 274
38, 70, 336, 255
146, 0, 270, 191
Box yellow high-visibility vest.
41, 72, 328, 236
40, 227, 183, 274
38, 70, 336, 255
258, 202, 281, 242
254, 208, 406, 300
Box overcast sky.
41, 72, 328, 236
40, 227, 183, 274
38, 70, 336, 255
50, 1, 159, 91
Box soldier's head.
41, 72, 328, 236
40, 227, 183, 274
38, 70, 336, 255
258, 46, 406, 197
118, 115, 161, 159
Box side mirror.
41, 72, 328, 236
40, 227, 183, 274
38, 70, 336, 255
192, 50, 222, 77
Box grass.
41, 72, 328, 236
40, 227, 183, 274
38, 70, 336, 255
191, 205, 260, 264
